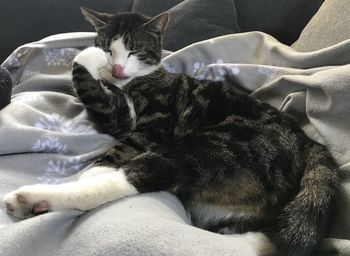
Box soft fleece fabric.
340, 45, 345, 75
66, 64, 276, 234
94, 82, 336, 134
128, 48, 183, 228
1, 31, 350, 255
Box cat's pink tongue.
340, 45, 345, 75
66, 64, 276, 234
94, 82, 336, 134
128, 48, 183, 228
112, 64, 126, 80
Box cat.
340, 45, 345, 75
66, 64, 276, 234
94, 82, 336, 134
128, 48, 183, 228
3, 7, 339, 256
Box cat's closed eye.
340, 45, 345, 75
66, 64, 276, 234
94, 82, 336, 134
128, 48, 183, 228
128, 51, 137, 58
104, 49, 113, 56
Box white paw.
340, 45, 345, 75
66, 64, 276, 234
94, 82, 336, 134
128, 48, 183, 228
3, 185, 52, 219
98, 66, 119, 84
244, 232, 277, 256
74, 47, 108, 80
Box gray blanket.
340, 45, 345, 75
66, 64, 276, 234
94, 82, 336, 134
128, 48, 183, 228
1, 32, 350, 255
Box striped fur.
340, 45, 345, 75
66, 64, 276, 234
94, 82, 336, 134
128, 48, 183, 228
72, 9, 340, 256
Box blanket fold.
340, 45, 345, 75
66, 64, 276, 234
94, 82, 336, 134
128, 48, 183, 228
1, 31, 350, 255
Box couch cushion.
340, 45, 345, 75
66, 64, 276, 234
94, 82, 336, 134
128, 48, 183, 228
235, 0, 324, 45
131, 0, 183, 16
292, 0, 350, 52
162, 0, 240, 51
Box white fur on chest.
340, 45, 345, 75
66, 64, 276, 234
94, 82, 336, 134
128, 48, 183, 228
124, 95, 137, 129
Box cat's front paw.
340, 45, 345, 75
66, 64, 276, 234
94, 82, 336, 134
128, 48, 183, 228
98, 67, 119, 84
74, 47, 108, 80
3, 185, 51, 219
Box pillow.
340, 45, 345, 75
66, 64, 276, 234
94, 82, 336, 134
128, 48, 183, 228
162, 0, 240, 51
0, 67, 12, 110
234, 0, 324, 45
131, 0, 183, 16
292, 0, 350, 52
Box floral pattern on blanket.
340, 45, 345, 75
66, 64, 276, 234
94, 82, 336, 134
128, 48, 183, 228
34, 114, 97, 135
31, 113, 98, 183
37, 157, 83, 184
162, 59, 241, 81
43, 48, 81, 67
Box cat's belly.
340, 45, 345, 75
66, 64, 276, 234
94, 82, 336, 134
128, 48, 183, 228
183, 179, 270, 233
188, 202, 244, 227
187, 202, 261, 232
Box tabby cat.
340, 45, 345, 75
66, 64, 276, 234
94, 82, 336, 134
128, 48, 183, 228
3, 7, 339, 256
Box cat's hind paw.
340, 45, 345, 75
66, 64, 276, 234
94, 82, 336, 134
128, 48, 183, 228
74, 47, 108, 80
3, 187, 51, 219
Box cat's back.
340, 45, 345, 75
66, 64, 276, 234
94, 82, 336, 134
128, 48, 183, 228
173, 74, 309, 178
174, 74, 304, 135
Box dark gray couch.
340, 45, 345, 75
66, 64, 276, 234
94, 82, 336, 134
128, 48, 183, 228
0, 0, 324, 63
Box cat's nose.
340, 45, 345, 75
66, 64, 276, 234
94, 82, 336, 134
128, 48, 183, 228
112, 64, 126, 80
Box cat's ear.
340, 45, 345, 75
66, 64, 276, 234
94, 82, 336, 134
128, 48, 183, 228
80, 7, 112, 30
143, 12, 170, 34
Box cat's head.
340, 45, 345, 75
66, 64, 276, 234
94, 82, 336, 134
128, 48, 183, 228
81, 7, 169, 83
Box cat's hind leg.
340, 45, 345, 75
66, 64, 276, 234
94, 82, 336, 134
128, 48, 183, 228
3, 167, 138, 219
4, 146, 195, 219
78, 166, 116, 180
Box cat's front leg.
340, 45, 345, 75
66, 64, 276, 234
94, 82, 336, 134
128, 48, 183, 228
72, 47, 114, 101
3, 167, 138, 219
73, 47, 128, 135
73, 46, 120, 84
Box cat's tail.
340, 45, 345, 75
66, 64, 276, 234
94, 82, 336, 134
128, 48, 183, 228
276, 143, 339, 256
